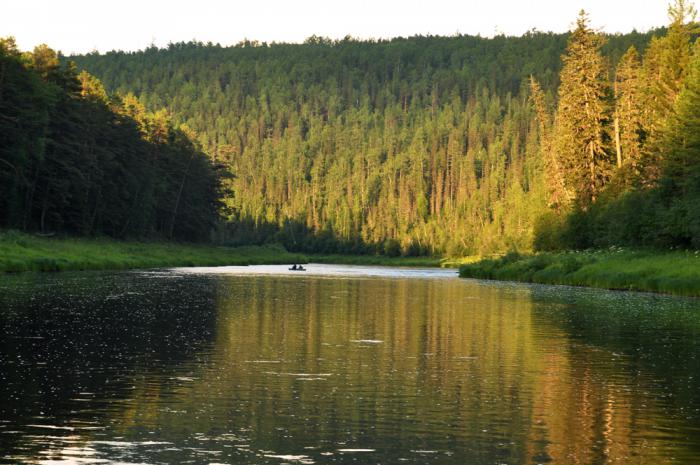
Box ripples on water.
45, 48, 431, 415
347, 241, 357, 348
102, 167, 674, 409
0, 265, 699, 464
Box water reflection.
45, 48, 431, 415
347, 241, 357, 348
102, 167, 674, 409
0, 267, 699, 464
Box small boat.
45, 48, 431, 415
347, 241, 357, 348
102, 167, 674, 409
288, 265, 306, 271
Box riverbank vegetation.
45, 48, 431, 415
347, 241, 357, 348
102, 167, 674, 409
459, 249, 700, 296
460, 2, 700, 294
0, 231, 305, 273
68, 20, 655, 256
0, 230, 468, 273
309, 254, 473, 268
2, 2, 700, 287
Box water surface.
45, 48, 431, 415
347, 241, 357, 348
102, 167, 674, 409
1, 264, 699, 464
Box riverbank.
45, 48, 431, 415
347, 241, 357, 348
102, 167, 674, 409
308, 254, 471, 268
459, 249, 700, 296
0, 231, 467, 273
0, 231, 307, 273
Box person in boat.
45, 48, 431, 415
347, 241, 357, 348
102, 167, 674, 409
298, 265, 306, 271
291, 264, 298, 270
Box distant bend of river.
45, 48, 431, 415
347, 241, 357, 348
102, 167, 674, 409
1, 264, 699, 464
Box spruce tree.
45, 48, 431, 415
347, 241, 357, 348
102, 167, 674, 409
614, 47, 645, 172
641, 0, 696, 181
553, 11, 614, 206
530, 76, 570, 209
664, 42, 700, 193
656, 0, 696, 116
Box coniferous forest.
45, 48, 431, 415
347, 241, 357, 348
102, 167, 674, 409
0, 39, 223, 242
2, 1, 699, 256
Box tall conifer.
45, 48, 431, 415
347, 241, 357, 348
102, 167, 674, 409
553, 11, 613, 206
614, 47, 645, 171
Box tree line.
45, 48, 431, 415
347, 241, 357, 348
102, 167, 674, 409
69, 25, 656, 255
0, 38, 223, 241
535, 1, 700, 250
3, 2, 697, 254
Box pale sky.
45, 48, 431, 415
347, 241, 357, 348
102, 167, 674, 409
2, 0, 670, 55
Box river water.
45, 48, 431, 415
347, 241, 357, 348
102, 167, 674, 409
1, 264, 699, 464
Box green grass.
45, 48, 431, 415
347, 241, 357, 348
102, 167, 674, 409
0, 230, 307, 273
0, 230, 470, 274
459, 248, 700, 296
308, 254, 470, 268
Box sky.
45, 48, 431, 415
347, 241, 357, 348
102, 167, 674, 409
2, 0, 670, 55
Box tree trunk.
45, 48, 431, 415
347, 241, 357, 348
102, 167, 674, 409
169, 152, 195, 239
614, 116, 622, 168
589, 144, 597, 204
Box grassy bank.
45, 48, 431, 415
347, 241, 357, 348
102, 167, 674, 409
459, 249, 700, 296
309, 254, 472, 268
0, 231, 307, 273
0, 230, 468, 274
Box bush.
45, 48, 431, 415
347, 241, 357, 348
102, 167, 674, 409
383, 239, 401, 257
533, 212, 568, 251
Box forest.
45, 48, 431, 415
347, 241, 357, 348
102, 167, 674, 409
2, 1, 699, 256
0, 39, 222, 241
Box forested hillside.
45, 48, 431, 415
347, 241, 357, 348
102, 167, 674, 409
0, 39, 222, 241
70, 28, 657, 255
4, 1, 698, 255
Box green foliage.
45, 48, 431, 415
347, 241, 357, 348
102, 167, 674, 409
2, 13, 687, 260
0, 40, 222, 241
0, 230, 305, 273
383, 239, 402, 257
614, 46, 646, 171
70, 31, 654, 256
535, 10, 700, 252
309, 254, 447, 267
553, 11, 615, 207
459, 249, 700, 296
532, 211, 568, 251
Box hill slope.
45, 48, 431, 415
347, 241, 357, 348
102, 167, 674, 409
71, 31, 657, 254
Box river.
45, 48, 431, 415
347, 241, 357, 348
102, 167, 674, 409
1, 264, 699, 464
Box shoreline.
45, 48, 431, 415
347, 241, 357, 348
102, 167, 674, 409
459, 250, 700, 297
0, 231, 307, 273
4, 232, 698, 298
0, 231, 464, 274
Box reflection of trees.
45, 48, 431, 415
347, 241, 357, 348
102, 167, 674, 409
115, 276, 699, 464
0, 272, 220, 461
525, 289, 700, 464
6, 273, 697, 464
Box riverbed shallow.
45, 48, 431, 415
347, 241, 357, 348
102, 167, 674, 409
1, 265, 699, 464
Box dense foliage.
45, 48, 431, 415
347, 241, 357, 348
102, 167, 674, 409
0, 39, 222, 241
459, 249, 700, 296
70, 29, 655, 255
535, 2, 700, 250
4, 2, 697, 255
0, 230, 305, 272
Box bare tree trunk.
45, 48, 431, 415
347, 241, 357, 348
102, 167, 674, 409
589, 144, 597, 204
40, 197, 48, 233
614, 116, 622, 168
169, 152, 195, 239
23, 165, 40, 231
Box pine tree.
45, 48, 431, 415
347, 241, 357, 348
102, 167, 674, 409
641, 0, 697, 181
614, 47, 645, 171
530, 76, 570, 209
655, 0, 696, 116
553, 11, 614, 206
664, 42, 700, 193
662, 41, 700, 245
